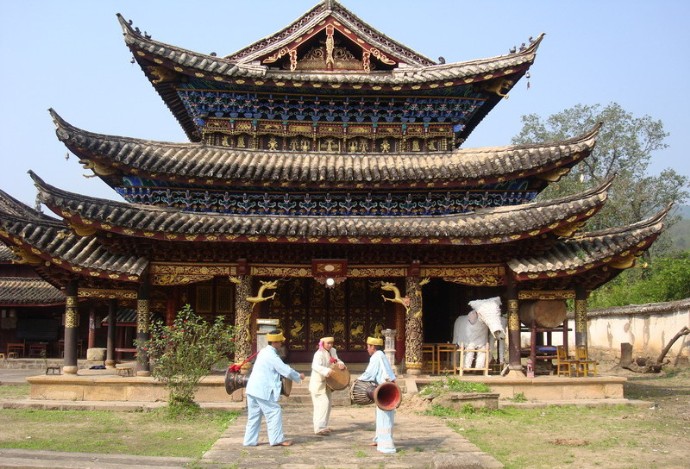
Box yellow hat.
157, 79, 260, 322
320, 336, 335, 343
366, 336, 384, 346
266, 331, 286, 342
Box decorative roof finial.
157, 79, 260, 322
325, 0, 336, 10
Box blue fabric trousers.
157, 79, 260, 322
375, 407, 396, 454
243, 394, 285, 446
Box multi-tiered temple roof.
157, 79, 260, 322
0, 0, 667, 313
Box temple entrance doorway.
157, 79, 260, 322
260, 277, 397, 363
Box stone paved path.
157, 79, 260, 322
202, 405, 503, 468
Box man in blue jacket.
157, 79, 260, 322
358, 336, 397, 453
243, 330, 304, 447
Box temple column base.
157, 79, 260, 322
62, 366, 78, 375
136, 370, 151, 377
506, 368, 526, 378
405, 362, 423, 376
105, 360, 116, 369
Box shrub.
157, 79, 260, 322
140, 304, 236, 410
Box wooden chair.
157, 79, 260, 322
575, 346, 598, 377
7, 342, 25, 358
555, 345, 576, 377
437, 343, 458, 374
422, 344, 437, 374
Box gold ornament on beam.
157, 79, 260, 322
10, 247, 42, 265
609, 253, 638, 270
69, 222, 97, 237
246, 279, 279, 304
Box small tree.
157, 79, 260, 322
142, 304, 236, 410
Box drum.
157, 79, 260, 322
280, 376, 292, 397
325, 365, 351, 391
350, 379, 377, 405
224, 370, 249, 395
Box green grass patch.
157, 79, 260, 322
0, 408, 239, 457
0, 384, 30, 399
435, 403, 687, 469
419, 376, 490, 397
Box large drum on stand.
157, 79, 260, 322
325, 365, 351, 391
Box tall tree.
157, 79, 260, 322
513, 103, 688, 254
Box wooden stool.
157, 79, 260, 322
7, 352, 18, 359
116, 367, 134, 377
0, 353, 5, 360
46, 366, 62, 375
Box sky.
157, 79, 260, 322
1, 0, 689, 207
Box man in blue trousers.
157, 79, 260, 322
243, 330, 304, 447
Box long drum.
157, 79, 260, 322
225, 370, 249, 395
350, 379, 377, 405
325, 365, 351, 391
225, 369, 291, 397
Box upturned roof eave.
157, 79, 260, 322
51, 109, 600, 189
507, 207, 669, 280
118, 11, 541, 86
0, 201, 149, 283
30, 169, 609, 246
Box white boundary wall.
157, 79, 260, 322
519, 299, 690, 362
585, 298, 690, 360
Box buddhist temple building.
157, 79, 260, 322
0, 0, 667, 377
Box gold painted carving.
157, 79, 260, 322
150, 263, 236, 285
443, 275, 503, 286
78, 288, 137, 300
10, 247, 41, 265
518, 290, 575, 300
537, 167, 571, 182
147, 66, 176, 84
137, 299, 150, 333
325, 24, 335, 69
574, 299, 587, 334
553, 220, 585, 237
246, 280, 279, 304
507, 299, 519, 331
381, 281, 410, 315
65, 295, 79, 328
69, 222, 97, 237
404, 277, 426, 364
250, 266, 311, 277
481, 78, 514, 97
349, 267, 406, 278
609, 253, 637, 269
231, 275, 253, 364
